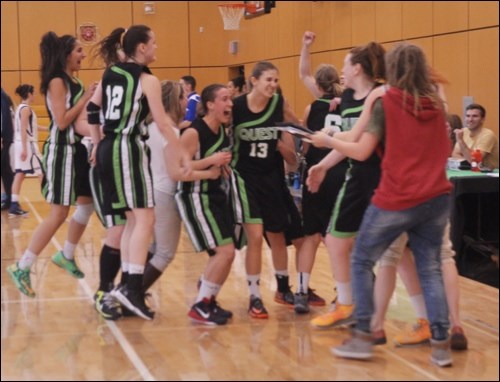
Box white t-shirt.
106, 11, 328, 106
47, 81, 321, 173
147, 122, 180, 195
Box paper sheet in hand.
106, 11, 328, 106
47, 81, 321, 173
275, 122, 314, 138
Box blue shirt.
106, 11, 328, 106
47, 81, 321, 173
183, 91, 200, 122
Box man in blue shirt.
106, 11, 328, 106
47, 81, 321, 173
179, 75, 200, 130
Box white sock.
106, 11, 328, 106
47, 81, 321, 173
247, 274, 261, 298
196, 278, 221, 303
336, 281, 353, 305
121, 262, 130, 273
62, 241, 76, 260
129, 263, 145, 275
18, 250, 37, 270
410, 294, 428, 320
11, 194, 19, 203
275, 269, 288, 277
297, 272, 310, 294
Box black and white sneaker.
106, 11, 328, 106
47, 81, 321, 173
9, 202, 28, 217
294, 292, 310, 314
112, 284, 154, 320
188, 297, 228, 326
94, 290, 122, 320
210, 296, 233, 319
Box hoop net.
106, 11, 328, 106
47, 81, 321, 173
218, 4, 246, 30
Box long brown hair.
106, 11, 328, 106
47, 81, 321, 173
350, 41, 386, 84
385, 42, 443, 114
40, 32, 77, 94
91, 25, 152, 67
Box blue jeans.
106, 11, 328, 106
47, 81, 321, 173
352, 194, 451, 340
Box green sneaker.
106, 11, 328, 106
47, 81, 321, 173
51, 251, 84, 279
7, 263, 35, 297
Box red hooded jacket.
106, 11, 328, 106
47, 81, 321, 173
372, 87, 452, 210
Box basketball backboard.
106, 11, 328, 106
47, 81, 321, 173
244, 1, 275, 19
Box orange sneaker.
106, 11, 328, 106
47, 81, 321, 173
393, 318, 431, 346
310, 303, 354, 328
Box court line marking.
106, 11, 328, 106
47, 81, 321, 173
2, 296, 89, 304
380, 347, 442, 381
24, 197, 156, 381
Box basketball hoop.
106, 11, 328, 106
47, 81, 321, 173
218, 4, 246, 30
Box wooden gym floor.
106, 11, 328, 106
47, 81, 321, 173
1, 178, 498, 381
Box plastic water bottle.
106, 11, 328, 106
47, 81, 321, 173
471, 149, 482, 172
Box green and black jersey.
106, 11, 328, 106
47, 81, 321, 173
101, 62, 151, 138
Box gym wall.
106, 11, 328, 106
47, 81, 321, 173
1, 1, 498, 137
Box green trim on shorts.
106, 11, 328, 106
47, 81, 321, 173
328, 167, 356, 239
234, 171, 262, 224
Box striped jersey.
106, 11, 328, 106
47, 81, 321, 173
340, 88, 381, 166
101, 62, 151, 138
177, 118, 230, 195
45, 73, 84, 145
306, 94, 343, 165
230, 93, 284, 174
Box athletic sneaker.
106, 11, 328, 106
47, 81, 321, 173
331, 329, 373, 360
372, 329, 387, 345
310, 303, 354, 328
94, 290, 122, 320
274, 288, 294, 305
294, 292, 310, 314
7, 263, 35, 297
8, 202, 28, 217
430, 338, 453, 367
188, 297, 228, 325
450, 326, 468, 350
307, 288, 326, 306
249, 295, 269, 319
393, 318, 431, 346
51, 251, 85, 279
112, 284, 154, 320
329, 287, 338, 311
210, 297, 233, 319
1, 200, 9, 210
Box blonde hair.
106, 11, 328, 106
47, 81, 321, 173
145, 80, 184, 125
314, 64, 342, 97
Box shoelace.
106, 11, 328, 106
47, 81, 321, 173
19, 269, 32, 285
252, 298, 265, 311
102, 293, 120, 309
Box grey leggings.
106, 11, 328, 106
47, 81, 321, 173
149, 189, 181, 271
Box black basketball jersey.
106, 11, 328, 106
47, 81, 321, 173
45, 73, 84, 145
230, 93, 284, 174
177, 118, 230, 194
101, 62, 151, 137
306, 95, 343, 165
340, 88, 381, 166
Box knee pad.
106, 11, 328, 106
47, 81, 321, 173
149, 250, 175, 272
72, 203, 94, 225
